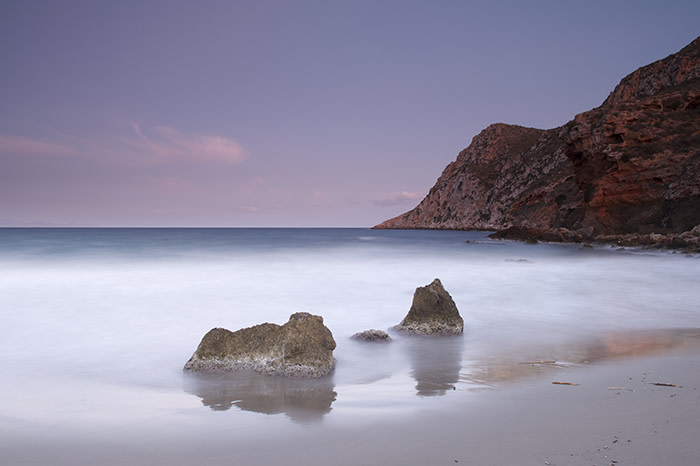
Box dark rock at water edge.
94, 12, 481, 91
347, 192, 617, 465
350, 329, 392, 342
393, 278, 464, 335
184, 312, 336, 378
490, 225, 700, 253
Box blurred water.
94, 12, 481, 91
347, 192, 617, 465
1, 228, 699, 435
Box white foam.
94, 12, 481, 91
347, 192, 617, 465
1, 230, 699, 431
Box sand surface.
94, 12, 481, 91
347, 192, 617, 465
3, 350, 699, 466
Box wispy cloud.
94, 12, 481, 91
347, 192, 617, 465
129, 123, 247, 165
372, 191, 424, 206
0, 135, 72, 156
1, 123, 247, 168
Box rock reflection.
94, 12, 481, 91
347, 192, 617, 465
405, 335, 464, 396
183, 370, 336, 423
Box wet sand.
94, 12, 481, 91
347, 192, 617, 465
3, 349, 699, 466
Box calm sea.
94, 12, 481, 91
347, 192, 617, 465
1, 228, 699, 459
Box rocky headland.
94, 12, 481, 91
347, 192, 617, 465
374, 37, 700, 252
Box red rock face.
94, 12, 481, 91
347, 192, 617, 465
374, 124, 579, 231
562, 37, 700, 235
375, 36, 700, 242
603, 38, 700, 107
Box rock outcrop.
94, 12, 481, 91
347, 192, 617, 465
184, 312, 336, 378
350, 329, 392, 342
393, 278, 464, 335
374, 37, 700, 251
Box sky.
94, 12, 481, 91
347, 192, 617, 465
1, 1, 699, 227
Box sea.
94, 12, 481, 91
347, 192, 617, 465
1, 228, 699, 463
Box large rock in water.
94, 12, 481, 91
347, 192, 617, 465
393, 279, 464, 335
184, 312, 336, 378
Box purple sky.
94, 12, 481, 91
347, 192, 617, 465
1, 1, 699, 227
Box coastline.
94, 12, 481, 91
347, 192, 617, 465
4, 349, 699, 466
370, 224, 700, 254
487, 226, 700, 255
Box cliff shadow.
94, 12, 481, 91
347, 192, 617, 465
183, 370, 336, 424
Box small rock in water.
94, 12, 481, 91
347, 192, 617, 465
392, 278, 464, 336
183, 312, 336, 378
350, 329, 392, 342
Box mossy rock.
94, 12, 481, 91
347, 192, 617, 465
184, 312, 336, 377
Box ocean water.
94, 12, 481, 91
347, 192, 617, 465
1, 228, 699, 461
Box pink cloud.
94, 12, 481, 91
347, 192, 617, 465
0, 135, 72, 156
1, 123, 247, 168
132, 123, 247, 165
372, 191, 424, 206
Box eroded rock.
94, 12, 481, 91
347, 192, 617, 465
393, 279, 464, 335
184, 312, 336, 377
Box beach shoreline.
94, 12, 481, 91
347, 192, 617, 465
3, 228, 699, 465
3, 349, 699, 466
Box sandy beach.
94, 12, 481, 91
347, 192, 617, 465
191, 351, 700, 466
3, 348, 699, 466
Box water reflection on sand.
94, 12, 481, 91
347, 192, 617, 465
182, 328, 700, 420
183, 370, 336, 423
405, 335, 464, 396
459, 327, 700, 389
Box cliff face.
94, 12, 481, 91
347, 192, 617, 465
562, 37, 700, 235
374, 124, 578, 231
375, 36, 700, 244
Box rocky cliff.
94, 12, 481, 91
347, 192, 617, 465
374, 37, 700, 250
